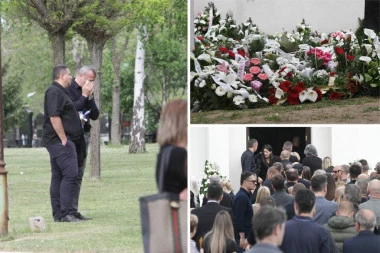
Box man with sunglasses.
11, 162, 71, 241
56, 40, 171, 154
233, 171, 257, 252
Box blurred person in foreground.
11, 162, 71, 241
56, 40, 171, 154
155, 99, 187, 199
246, 206, 287, 253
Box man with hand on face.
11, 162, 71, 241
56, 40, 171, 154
67, 65, 99, 221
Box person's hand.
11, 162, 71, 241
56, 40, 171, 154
179, 188, 188, 201
258, 177, 263, 184
61, 138, 67, 146
82, 80, 94, 97
239, 237, 247, 249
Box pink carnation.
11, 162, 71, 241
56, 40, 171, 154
243, 73, 253, 81
249, 66, 261, 75
250, 58, 261, 65
258, 73, 268, 80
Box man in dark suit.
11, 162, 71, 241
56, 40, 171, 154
201, 175, 232, 208
343, 209, 380, 252
191, 182, 231, 250
241, 139, 258, 173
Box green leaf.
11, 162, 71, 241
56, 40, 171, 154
370, 83, 379, 88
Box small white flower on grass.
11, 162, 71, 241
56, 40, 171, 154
215, 86, 226, 96
248, 94, 258, 103
233, 95, 245, 105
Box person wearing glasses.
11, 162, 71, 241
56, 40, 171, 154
332, 165, 343, 182
232, 171, 257, 252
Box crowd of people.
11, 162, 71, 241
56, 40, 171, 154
190, 140, 380, 253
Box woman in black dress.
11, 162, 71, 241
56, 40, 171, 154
255, 144, 280, 181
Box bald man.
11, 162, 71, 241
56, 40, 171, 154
343, 209, 380, 252
359, 179, 380, 234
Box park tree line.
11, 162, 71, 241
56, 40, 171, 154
0, 0, 187, 180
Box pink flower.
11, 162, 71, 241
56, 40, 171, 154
257, 73, 268, 80
249, 66, 261, 75
250, 58, 261, 65
243, 73, 253, 81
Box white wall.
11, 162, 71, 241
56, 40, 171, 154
193, 0, 365, 34
311, 127, 332, 161
331, 126, 380, 170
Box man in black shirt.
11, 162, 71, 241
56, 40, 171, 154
43, 65, 85, 222
241, 139, 258, 173
67, 66, 99, 220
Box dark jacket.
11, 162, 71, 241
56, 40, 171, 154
232, 187, 253, 238
323, 215, 357, 252
302, 155, 322, 175
191, 202, 232, 250
202, 191, 233, 208
67, 78, 99, 132
343, 230, 380, 253
255, 154, 281, 180
241, 149, 256, 173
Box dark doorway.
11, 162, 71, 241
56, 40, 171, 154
246, 127, 310, 161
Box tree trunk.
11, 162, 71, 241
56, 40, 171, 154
111, 83, 121, 145
72, 36, 85, 74
129, 28, 146, 154
51, 31, 66, 65
87, 40, 106, 181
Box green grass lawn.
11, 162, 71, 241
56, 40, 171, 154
0, 144, 159, 252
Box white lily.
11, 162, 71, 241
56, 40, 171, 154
352, 74, 364, 83
364, 28, 376, 39
198, 53, 212, 63
359, 56, 372, 63
363, 44, 373, 55
275, 88, 284, 99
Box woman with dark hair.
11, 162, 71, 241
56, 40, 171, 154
301, 166, 312, 181
255, 144, 280, 181
301, 144, 322, 175
325, 173, 336, 201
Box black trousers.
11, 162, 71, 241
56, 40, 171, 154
46, 141, 78, 220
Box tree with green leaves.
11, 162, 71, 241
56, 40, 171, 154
73, 0, 135, 180
6, 0, 89, 65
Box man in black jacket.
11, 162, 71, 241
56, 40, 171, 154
67, 65, 99, 220
241, 139, 258, 173
191, 183, 232, 250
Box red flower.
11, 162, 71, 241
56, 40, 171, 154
197, 36, 203, 41
228, 51, 235, 59
294, 82, 306, 94
330, 72, 335, 77
320, 39, 329, 45
219, 47, 229, 53
286, 72, 293, 78
269, 95, 278, 105
269, 88, 276, 95
335, 47, 344, 55
314, 88, 322, 101
287, 87, 300, 105
237, 49, 245, 57
329, 92, 340, 100
279, 66, 287, 73
346, 54, 355, 61
279, 81, 292, 92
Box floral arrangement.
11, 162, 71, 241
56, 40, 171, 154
199, 160, 226, 196
191, 3, 380, 111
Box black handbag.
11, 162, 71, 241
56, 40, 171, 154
139, 146, 187, 253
